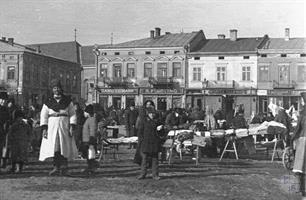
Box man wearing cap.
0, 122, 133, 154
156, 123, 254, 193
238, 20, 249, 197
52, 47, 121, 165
39, 79, 78, 176
292, 92, 306, 199
0, 92, 9, 169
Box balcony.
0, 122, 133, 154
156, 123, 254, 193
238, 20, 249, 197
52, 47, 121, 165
148, 76, 176, 89
273, 80, 296, 89
99, 77, 137, 89
205, 80, 236, 89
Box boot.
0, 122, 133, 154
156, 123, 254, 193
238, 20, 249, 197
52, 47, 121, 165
9, 162, 16, 173
15, 162, 24, 173
60, 158, 70, 176
49, 153, 61, 176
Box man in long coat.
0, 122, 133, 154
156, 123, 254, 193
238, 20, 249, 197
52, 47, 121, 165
39, 79, 78, 175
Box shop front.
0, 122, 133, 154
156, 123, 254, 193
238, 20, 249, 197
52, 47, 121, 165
98, 88, 138, 109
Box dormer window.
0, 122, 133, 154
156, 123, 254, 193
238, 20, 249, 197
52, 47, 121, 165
114, 52, 120, 55
160, 51, 165, 54
145, 51, 151, 55
218, 56, 224, 60
101, 52, 107, 56
243, 56, 249, 59
194, 57, 200, 60
128, 51, 134, 55
300, 54, 306, 57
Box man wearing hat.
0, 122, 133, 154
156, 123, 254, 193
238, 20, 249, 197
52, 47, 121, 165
0, 92, 9, 169
292, 92, 306, 199
39, 79, 78, 176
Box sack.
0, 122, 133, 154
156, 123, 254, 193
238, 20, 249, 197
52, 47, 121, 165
162, 139, 174, 148
88, 145, 96, 159
192, 135, 208, 147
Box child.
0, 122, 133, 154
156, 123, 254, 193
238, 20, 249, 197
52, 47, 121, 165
81, 105, 99, 174
7, 110, 32, 173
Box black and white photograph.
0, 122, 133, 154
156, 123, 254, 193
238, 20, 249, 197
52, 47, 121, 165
0, 0, 305, 199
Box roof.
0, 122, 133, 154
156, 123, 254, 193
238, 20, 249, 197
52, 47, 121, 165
102, 31, 201, 49
261, 38, 306, 50
81, 45, 109, 66
192, 37, 266, 54
27, 41, 81, 63
0, 39, 36, 52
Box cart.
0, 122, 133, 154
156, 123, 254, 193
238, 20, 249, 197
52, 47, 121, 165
282, 133, 295, 170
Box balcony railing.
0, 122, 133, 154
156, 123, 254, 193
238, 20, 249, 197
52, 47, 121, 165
273, 80, 296, 89
206, 80, 236, 89
98, 77, 138, 88
148, 76, 176, 89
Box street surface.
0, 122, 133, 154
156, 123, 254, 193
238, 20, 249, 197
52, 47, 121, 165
0, 146, 301, 200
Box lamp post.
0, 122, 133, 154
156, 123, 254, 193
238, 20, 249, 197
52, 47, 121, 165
202, 79, 208, 109
93, 45, 100, 104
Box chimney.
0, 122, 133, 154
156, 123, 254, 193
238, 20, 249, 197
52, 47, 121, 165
1, 37, 6, 41
37, 45, 41, 53
218, 34, 226, 39
285, 28, 290, 41
7, 38, 14, 45
230, 29, 237, 41
150, 30, 155, 38
165, 32, 171, 35
155, 27, 161, 37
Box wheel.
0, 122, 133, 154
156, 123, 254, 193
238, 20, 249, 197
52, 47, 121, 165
282, 147, 294, 170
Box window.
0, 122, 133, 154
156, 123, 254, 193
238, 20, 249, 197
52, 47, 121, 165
281, 54, 287, 57
101, 52, 107, 56
34, 65, 40, 84
114, 52, 120, 55
218, 56, 224, 60
297, 64, 306, 82
216, 66, 226, 81
194, 57, 200, 60
261, 54, 267, 57
72, 75, 77, 88
99, 63, 108, 77
127, 63, 135, 78
42, 67, 48, 87
300, 54, 306, 57
66, 74, 70, 90
279, 64, 289, 83
259, 65, 269, 81
173, 62, 181, 78
113, 64, 122, 78
193, 67, 201, 81
144, 63, 152, 77
157, 63, 167, 77
128, 51, 134, 55
174, 51, 180, 54
243, 56, 249, 59
160, 51, 165, 54
242, 66, 251, 81
145, 51, 151, 55
7, 66, 15, 80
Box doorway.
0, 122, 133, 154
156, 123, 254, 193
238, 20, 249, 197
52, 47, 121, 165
113, 97, 121, 110
157, 97, 167, 111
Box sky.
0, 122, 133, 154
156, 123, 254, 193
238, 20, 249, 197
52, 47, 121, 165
0, 0, 305, 46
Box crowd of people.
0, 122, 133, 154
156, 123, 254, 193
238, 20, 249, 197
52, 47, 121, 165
0, 80, 305, 198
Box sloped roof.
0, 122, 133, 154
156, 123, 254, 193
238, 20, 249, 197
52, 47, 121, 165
81, 45, 109, 66
27, 41, 81, 63
102, 31, 201, 49
261, 38, 306, 50
193, 37, 266, 54
0, 40, 36, 52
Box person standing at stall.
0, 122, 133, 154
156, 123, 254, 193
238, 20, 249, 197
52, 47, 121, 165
125, 102, 138, 149
137, 107, 162, 180
291, 92, 306, 199
39, 79, 78, 176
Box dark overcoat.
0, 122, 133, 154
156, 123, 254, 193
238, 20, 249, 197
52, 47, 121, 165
137, 117, 161, 153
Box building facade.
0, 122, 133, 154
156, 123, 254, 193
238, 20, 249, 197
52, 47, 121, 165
188, 30, 268, 121
0, 38, 82, 106
91, 28, 205, 110
257, 28, 306, 113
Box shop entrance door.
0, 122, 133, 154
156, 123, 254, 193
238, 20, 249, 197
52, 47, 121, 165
223, 96, 234, 124
157, 97, 167, 111
113, 97, 121, 110
126, 97, 135, 107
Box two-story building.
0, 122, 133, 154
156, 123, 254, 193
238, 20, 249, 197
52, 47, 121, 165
93, 28, 205, 110
0, 38, 82, 106
257, 28, 306, 113
188, 30, 268, 121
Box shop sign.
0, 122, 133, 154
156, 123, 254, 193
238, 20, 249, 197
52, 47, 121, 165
268, 90, 292, 96
207, 89, 255, 95
99, 88, 138, 94
140, 88, 183, 94
257, 90, 268, 96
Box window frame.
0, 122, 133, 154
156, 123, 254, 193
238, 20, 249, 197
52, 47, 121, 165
144, 63, 153, 78
7, 66, 15, 80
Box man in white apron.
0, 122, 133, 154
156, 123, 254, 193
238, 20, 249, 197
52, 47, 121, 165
39, 79, 78, 175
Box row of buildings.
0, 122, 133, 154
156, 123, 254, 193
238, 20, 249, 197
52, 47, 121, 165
0, 27, 305, 119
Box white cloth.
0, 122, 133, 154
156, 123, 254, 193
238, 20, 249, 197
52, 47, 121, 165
39, 102, 78, 161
